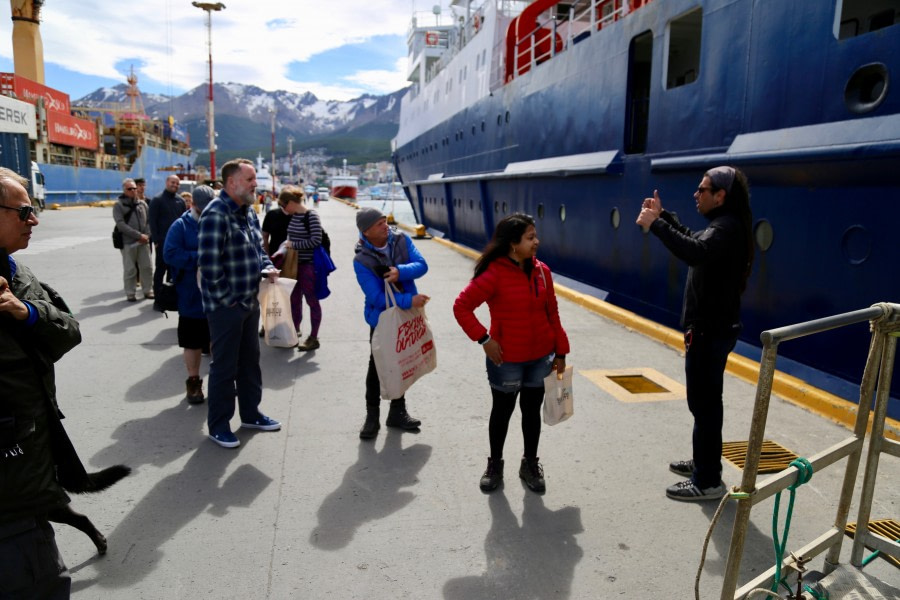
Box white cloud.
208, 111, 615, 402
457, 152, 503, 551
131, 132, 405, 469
4, 0, 417, 101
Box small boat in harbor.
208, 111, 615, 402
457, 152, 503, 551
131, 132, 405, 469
330, 159, 358, 200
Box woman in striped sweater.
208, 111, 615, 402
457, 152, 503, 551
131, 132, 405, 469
283, 186, 324, 351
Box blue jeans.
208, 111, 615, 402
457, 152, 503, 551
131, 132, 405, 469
206, 303, 264, 435
485, 354, 554, 393
684, 327, 739, 489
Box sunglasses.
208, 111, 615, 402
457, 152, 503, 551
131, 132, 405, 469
0, 204, 36, 221
125, 187, 137, 191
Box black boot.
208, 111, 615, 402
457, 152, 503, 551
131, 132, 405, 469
479, 457, 504, 491
359, 406, 380, 439
386, 399, 421, 430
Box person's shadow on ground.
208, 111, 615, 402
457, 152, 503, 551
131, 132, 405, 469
70, 441, 272, 593
443, 492, 584, 599
309, 430, 432, 550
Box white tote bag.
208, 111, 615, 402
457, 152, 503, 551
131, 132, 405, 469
543, 366, 574, 425
258, 278, 298, 348
371, 281, 437, 399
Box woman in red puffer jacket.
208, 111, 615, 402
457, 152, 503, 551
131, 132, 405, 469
453, 213, 569, 494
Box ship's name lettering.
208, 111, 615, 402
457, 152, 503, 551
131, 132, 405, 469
0, 107, 29, 125
53, 122, 94, 141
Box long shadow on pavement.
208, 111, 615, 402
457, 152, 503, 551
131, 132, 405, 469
443, 492, 584, 599
72, 438, 272, 593
309, 430, 432, 550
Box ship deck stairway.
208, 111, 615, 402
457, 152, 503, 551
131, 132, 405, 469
716, 303, 900, 599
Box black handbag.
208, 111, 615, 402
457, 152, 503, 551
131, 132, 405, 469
153, 271, 181, 313
112, 205, 136, 249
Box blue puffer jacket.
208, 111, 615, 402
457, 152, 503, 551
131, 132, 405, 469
163, 211, 205, 319
353, 229, 428, 329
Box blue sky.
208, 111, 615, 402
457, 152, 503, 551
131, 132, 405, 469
0, 1, 429, 101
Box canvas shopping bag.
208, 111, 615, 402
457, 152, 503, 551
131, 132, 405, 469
543, 366, 574, 425
371, 281, 437, 399
258, 278, 298, 348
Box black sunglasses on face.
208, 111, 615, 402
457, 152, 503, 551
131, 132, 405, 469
0, 204, 36, 221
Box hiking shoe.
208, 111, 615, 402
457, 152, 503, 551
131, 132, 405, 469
126, 294, 137, 302
240, 415, 281, 431
386, 408, 421, 430
144, 291, 155, 299
666, 479, 726, 502
208, 431, 240, 448
297, 336, 320, 351
185, 376, 205, 405
669, 459, 694, 478
519, 457, 546, 493
359, 411, 380, 439
479, 458, 504, 492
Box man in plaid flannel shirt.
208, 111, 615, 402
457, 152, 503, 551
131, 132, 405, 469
198, 158, 281, 449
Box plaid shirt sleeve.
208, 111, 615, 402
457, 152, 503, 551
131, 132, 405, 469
198, 205, 232, 308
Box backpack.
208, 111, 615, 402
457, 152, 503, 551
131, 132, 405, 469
303, 211, 331, 255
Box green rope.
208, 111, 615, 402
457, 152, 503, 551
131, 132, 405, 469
769, 457, 814, 597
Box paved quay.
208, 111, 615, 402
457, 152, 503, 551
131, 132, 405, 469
19, 199, 898, 599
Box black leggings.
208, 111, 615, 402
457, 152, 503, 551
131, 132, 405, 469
488, 386, 543, 461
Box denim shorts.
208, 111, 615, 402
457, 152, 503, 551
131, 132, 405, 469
486, 353, 554, 392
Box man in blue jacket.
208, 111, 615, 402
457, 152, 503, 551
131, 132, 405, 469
353, 207, 430, 439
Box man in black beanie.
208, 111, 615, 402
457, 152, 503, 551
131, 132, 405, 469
352, 207, 430, 439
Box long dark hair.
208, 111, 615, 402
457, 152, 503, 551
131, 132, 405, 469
710, 167, 753, 292
473, 213, 535, 279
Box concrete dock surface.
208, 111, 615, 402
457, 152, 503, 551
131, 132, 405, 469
17, 199, 898, 599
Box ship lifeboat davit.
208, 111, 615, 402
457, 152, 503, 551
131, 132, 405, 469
505, 0, 564, 82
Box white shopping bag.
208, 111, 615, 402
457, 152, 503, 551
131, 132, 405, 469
543, 366, 574, 425
371, 282, 437, 399
258, 278, 298, 348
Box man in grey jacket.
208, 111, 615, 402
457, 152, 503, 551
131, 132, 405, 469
113, 178, 153, 302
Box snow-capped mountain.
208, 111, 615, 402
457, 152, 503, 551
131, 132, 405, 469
75, 83, 404, 136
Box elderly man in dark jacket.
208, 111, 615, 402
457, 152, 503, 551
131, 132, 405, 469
149, 174, 186, 299
0, 167, 81, 598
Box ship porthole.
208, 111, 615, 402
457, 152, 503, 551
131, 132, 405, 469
505, 111, 510, 123
469, 199, 474, 210
497, 115, 502, 126
537, 204, 545, 219
841, 225, 871, 265
610, 208, 620, 230
494, 201, 499, 213
844, 63, 889, 114
754, 219, 774, 252
559, 204, 566, 222
502, 201, 508, 214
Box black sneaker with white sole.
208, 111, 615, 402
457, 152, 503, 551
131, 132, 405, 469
669, 459, 694, 478
666, 479, 726, 502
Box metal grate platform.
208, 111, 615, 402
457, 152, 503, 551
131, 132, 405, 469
721, 439, 800, 473
845, 519, 900, 569
581, 367, 686, 403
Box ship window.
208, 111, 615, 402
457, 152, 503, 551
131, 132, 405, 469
497, 114, 502, 126
481, 121, 485, 132
472, 125, 476, 135
666, 9, 702, 89
845, 63, 889, 113
505, 111, 510, 123
754, 219, 774, 252
559, 204, 567, 222
537, 204, 545, 219
494, 201, 499, 213
502, 201, 508, 213
836, 1, 899, 39
610, 207, 621, 230
469, 199, 474, 210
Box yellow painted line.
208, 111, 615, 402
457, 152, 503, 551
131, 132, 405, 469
414, 227, 900, 440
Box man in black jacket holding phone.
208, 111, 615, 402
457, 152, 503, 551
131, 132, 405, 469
0, 167, 82, 598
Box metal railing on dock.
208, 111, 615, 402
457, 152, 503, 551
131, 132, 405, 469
721, 302, 900, 599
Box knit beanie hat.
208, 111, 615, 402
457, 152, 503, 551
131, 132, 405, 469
192, 185, 216, 212
356, 207, 385, 233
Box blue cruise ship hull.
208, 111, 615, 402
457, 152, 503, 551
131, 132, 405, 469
394, 1, 900, 418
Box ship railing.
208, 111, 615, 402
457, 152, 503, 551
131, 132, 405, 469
721, 302, 900, 599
